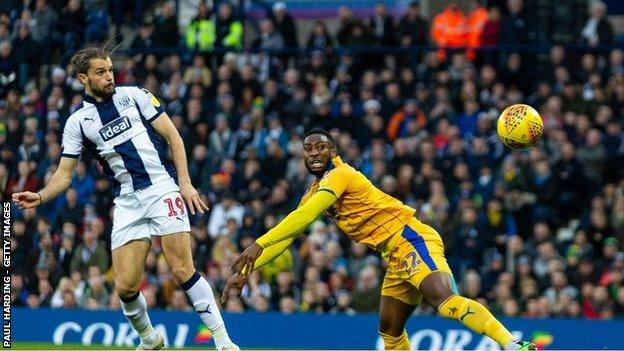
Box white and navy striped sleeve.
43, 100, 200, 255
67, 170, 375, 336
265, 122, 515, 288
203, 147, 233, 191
61, 116, 82, 158
130, 86, 165, 122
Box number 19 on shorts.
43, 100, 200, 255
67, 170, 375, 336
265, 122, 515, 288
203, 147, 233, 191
164, 196, 185, 217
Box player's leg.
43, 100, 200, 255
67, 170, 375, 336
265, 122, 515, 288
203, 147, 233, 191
160, 232, 237, 350
112, 239, 163, 350
419, 271, 518, 348
379, 296, 416, 350
111, 193, 163, 350
378, 268, 420, 350
404, 220, 535, 350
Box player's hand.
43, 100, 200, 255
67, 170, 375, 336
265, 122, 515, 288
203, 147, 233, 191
12, 192, 42, 209
221, 273, 248, 304
231, 242, 263, 275
179, 182, 209, 215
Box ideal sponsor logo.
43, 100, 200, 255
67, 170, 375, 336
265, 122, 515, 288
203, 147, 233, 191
98, 116, 132, 141
53, 322, 190, 348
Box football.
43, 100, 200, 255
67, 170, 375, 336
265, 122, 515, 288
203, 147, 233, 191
496, 104, 544, 149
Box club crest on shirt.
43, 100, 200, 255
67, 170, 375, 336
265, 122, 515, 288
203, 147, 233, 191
117, 96, 131, 109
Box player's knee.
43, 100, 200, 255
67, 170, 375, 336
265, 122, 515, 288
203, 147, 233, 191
115, 278, 139, 299
171, 265, 195, 284
378, 315, 403, 336
420, 273, 455, 309
423, 289, 454, 310
117, 286, 138, 300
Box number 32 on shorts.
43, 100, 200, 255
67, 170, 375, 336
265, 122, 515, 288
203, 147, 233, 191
164, 196, 185, 217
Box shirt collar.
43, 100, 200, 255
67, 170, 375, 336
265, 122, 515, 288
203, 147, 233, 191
83, 90, 115, 104
328, 156, 343, 171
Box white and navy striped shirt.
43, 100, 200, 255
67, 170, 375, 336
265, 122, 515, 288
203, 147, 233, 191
61, 86, 177, 197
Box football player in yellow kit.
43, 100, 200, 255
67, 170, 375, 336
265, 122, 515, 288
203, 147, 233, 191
223, 130, 535, 351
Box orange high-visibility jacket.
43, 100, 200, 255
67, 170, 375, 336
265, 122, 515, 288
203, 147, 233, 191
466, 6, 488, 48
431, 7, 467, 47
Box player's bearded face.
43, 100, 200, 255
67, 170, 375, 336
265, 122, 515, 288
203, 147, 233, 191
86, 57, 115, 99
303, 134, 334, 176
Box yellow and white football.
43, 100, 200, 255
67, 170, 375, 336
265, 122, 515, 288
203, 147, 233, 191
496, 104, 544, 149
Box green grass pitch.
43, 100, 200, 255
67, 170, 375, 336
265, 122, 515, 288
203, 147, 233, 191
11, 342, 135, 350
11, 343, 285, 350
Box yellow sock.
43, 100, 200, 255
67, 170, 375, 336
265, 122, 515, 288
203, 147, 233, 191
438, 295, 514, 347
379, 330, 411, 350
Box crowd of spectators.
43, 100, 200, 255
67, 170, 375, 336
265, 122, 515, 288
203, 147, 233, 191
2, 0, 624, 320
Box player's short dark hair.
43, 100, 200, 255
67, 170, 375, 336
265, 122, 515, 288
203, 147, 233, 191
70, 46, 111, 74
304, 129, 335, 147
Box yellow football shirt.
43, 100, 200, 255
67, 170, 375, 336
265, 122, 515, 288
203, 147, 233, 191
299, 156, 416, 250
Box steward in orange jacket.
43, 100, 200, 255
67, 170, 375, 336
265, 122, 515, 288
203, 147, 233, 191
466, 0, 488, 60
431, 2, 467, 61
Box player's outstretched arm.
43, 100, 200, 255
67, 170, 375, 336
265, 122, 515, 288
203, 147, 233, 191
150, 112, 209, 215
12, 157, 77, 209
221, 236, 297, 303
233, 190, 337, 274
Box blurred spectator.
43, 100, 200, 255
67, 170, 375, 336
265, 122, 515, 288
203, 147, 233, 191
5, 160, 38, 199
71, 161, 94, 206
306, 20, 335, 58
84, 3, 108, 43
55, 0, 85, 53
268, 1, 298, 66
368, 3, 395, 47
184, 55, 212, 88
397, 1, 429, 48
386, 99, 426, 141
168, 289, 193, 311
13, 24, 39, 89
208, 192, 245, 239
32, 0, 57, 56
153, 2, 179, 48
81, 269, 110, 308
0, 41, 17, 96
253, 19, 285, 52
215, 3, 243, 52
185, 2, 215, 53
352, 265, 380, 313
481, 6, 501, 47
330, 290, 356, 315
580, 0, 613, 47
69, 229, 109, 278
54, 188, 83, 229
499, 0, 531, 46
131, 21, 156, 52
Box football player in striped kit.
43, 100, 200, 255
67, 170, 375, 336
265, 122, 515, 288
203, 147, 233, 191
13, 47, 239, 351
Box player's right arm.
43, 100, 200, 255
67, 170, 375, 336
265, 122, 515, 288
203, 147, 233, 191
13, 114, 82, 209
12, 157, 77, 209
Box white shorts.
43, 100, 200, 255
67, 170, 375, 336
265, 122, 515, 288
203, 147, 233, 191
110, 179, 191, 251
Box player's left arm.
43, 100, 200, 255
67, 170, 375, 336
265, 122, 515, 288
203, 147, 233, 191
235, 166, 353, 273
254, 166, 352, 249
233, 190, 337, 274
132, 86, 208, 214
221, 236, 298, 303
